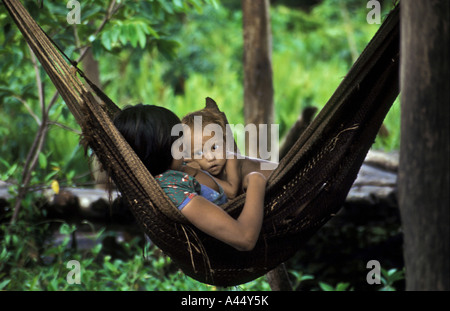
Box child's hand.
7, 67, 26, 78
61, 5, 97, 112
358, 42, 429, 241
242, 172, 267, 192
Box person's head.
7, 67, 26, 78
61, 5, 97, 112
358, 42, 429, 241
113, 104, 182, 175
181, 108, 228, 176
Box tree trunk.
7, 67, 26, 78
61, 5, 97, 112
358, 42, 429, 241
265, 263, 292, 291
242, 0, 274, 159
83, 49, 110, 190
242, 0, 290, 291
399, 0, 450, 291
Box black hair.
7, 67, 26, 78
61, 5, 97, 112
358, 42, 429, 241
113, 104, 181, 175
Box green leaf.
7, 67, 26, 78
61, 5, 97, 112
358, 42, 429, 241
0, 247, 10, 261
145, 24, 160, 39
173, 0, 183, 10
336, 282, 350, 291
136, 26, 147, 49
91, 243, 103, 256
319, 282, 334, 291
109, 25, 120, 44
29, 274, 41, 290
49, 278, 59, 291
118, 25, 129, 46
59, 223, 76, 235
101, 31, 112, 51
157, 0, 174, 14
187, 0, 203, 13
104, 261, 119, 273
44, 170, 58, 183
0, 279, 11, 290
208, 0, 220, 10
117, 273, 127, 283
126, 24, 138, 48
38, 152, 47, 169
3, 162, 18, 180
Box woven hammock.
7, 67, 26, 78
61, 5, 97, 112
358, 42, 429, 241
3, 0, 400, 286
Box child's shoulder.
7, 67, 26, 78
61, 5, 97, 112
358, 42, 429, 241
179, 164, 197, 174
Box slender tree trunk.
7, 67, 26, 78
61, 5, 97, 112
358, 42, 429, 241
83, 48, 101, 87
399, 0, 450, 290
83, 49, 109, 189
242, 0, 274, 159
242, 0, 291, 291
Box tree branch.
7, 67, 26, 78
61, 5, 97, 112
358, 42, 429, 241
48, 121, 81, 135
28, 44, 46, 114
13, 95, 41, 125
10, 1, 122, 224
77, 0, 122, 64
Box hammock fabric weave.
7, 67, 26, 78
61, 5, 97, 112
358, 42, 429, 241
3, 0, 400, 286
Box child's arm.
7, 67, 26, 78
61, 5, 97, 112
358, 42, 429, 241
213, 157, 241, 199
180, 165, 220, 192
181, 172, 266, 251
183, 159, 202, 170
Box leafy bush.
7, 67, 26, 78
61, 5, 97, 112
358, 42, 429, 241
0, 219, 274, 290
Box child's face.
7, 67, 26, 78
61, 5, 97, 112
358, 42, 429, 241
188, 131, 227, 176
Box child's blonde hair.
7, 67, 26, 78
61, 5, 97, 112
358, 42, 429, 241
182, 99, 239, 154
181, 107, 227, 132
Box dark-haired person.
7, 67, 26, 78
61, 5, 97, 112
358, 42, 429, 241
113, 104, 267, 251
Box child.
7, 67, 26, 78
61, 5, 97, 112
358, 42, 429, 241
113, 104, 267, 251
181, 104, 275, 200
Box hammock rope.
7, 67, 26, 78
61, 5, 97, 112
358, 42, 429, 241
3, 0, 400, 286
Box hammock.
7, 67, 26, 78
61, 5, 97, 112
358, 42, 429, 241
3, 0, 400, 286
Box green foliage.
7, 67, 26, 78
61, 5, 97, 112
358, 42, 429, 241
319, 281, 352, 291
99, 0, 399, 151
379, 267, 405, 291
0, 215, 403, 290
315, 267, 405, 291
289, 270, 315, 289
0, 219, 273, 291
0, 0, 220, 174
